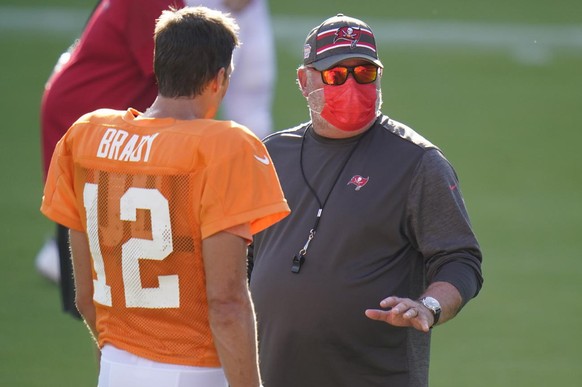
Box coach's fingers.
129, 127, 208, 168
391, 300, 432, 331
381, 297, 419, 315
403, 307, 419, 319
364, 308, 389, 321
378, 296, 401, 309
365, 307, 431, 332
366, 297, 433, 332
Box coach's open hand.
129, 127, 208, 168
365, 297, 434, 332
365, 282, 464, 333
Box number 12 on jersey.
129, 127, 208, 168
83, 183, 180, 309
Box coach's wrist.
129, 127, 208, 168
419, 296, 441, 328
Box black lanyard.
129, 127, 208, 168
292, 126, 370, 273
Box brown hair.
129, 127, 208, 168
154, 6, 239, 98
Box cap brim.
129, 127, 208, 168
310, 53, 384, 71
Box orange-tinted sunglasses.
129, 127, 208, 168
320, 64, 379, 85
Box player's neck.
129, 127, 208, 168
142, 96, 217, 120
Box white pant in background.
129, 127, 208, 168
98, 345, 228, 387
185, 0, 276, 139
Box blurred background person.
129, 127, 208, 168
35, 0, 276, 320
194, 0, 276, 139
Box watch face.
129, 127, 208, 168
423, 297, 441, 311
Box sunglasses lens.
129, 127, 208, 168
320, 65, 378, 85
353, 65, 378, 84
321, 67, 348, 85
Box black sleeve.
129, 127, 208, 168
405, 149, 483, 306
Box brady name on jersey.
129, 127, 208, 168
96, 128, 159, 162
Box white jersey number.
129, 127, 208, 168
83, 183, 178, 308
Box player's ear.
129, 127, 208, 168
216, 67, 228, 89
297, 66, 308, 97
209, 67, 229, 94
220, 65, 232, 86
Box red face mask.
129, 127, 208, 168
319, 78, 378, 132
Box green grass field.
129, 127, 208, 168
1, 0, 581, 385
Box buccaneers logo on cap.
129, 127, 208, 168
333, 26, 361, 48
348, 175, 369, 191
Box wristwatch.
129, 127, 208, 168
420, 296, 441, 328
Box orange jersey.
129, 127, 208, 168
41, 108, 289, 367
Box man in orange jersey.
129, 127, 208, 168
37, 0, 278, 320
40, 6, 289, 387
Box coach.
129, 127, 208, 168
248, 13, 483, 387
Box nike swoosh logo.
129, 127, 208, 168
254, 154, 270, 165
